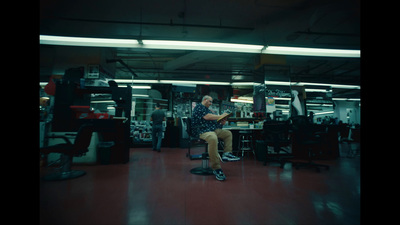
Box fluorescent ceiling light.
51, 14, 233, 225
272, 97, 291, 101
262, 46, 360, 58
270, 81, 360, 89
231, 82, 256, 86
113, 79, 230, 86
314, 111, 335, 115
40, 35, 141, 48
265, 81, 291, 86
141, 40, 264, 53
39, 35, 360, 58
91, 100, 114, 103
159, 80, 230, 85
306, 103, 333, 106
305, 88, 332, 92
297, 82, 360, 89
118, 85, 151, 89
114, 79, 159, 83
132, 94, 150, 97
230, 98, 253, 104
332, 98, 361, 101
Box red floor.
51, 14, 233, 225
40, 143, 361, 225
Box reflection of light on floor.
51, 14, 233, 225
326, 201, 344, 218
313, 199, 344, 220
268, 167, 293, 184
128, 209, 149, 224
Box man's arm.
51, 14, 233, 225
203, 113, 228, 121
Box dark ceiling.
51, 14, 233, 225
40, 0, 360, 99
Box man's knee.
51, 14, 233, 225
200, 132, 217, 143
207, 134, 218, 144
218, 129, 232, 140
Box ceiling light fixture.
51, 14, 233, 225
305, 88, 332, 92
113, 79, 230, 86
230, 98, 254, 104
265, 81, 291, 86
314, 111, 335, 115
266, 81, 360, 89
159, 80, 230, 85
296, 82, 360, 89
118, 85, 151, 89
263, 46, 360, 58
40, 35, 359, 58
40, 35, 141, 48
141, 40, 264, 53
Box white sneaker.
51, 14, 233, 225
213, 169, 226, 181
222, 152, 241, 162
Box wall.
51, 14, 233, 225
333, 100, 361, 124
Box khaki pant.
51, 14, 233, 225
199, 129, 232, 170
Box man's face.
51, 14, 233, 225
204, 97, 213, 108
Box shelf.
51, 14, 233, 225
227, 117, 264, 122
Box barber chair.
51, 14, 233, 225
40, 123, 94, 181
184, 117, 214, 175
263, 121, 292, 168
290, 116, 330, 172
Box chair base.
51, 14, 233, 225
42, 170, 86, 181
292, 161, 330, 173
190, 167, 214, 175
264, 155, 293, 168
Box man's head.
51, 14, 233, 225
201, 95, 213, 108
155, 103, 161, 109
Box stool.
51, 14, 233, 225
238, 130, 255, 158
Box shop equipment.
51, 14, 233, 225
40, 123, 94, 181
262, 121, 292, 168
290, 116, 330, 172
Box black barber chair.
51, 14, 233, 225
263, 121, 292, 168
290, 116, 330, 172
184, 117, 213, 175
40, 123, 94, 181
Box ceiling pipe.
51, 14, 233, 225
58, 17, 254, 31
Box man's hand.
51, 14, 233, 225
218, 113, 229, 125
219, 118, 228, 125
220, 113, 229, 118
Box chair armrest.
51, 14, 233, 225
46, 135, 73, 145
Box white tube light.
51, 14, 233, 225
305, 88, 332, 92
159, 80, 230, 86
40, 35, 359, 58
297, 82, 360, 89
314, 111, 335, 115
132, 94, 150, 97
113, 79, 230, 86
332, 98, 360, 101
265, 81, 291, 86
118, 84, 151, 89
40, 35, 140, 48
272, 97, 291, 101
306, 103, 333, 106
141, 40, 264, 53
230, 98, 254, 104
114, 79, 160, 84
263, 46, 360, 58
231, 82, 256, 86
